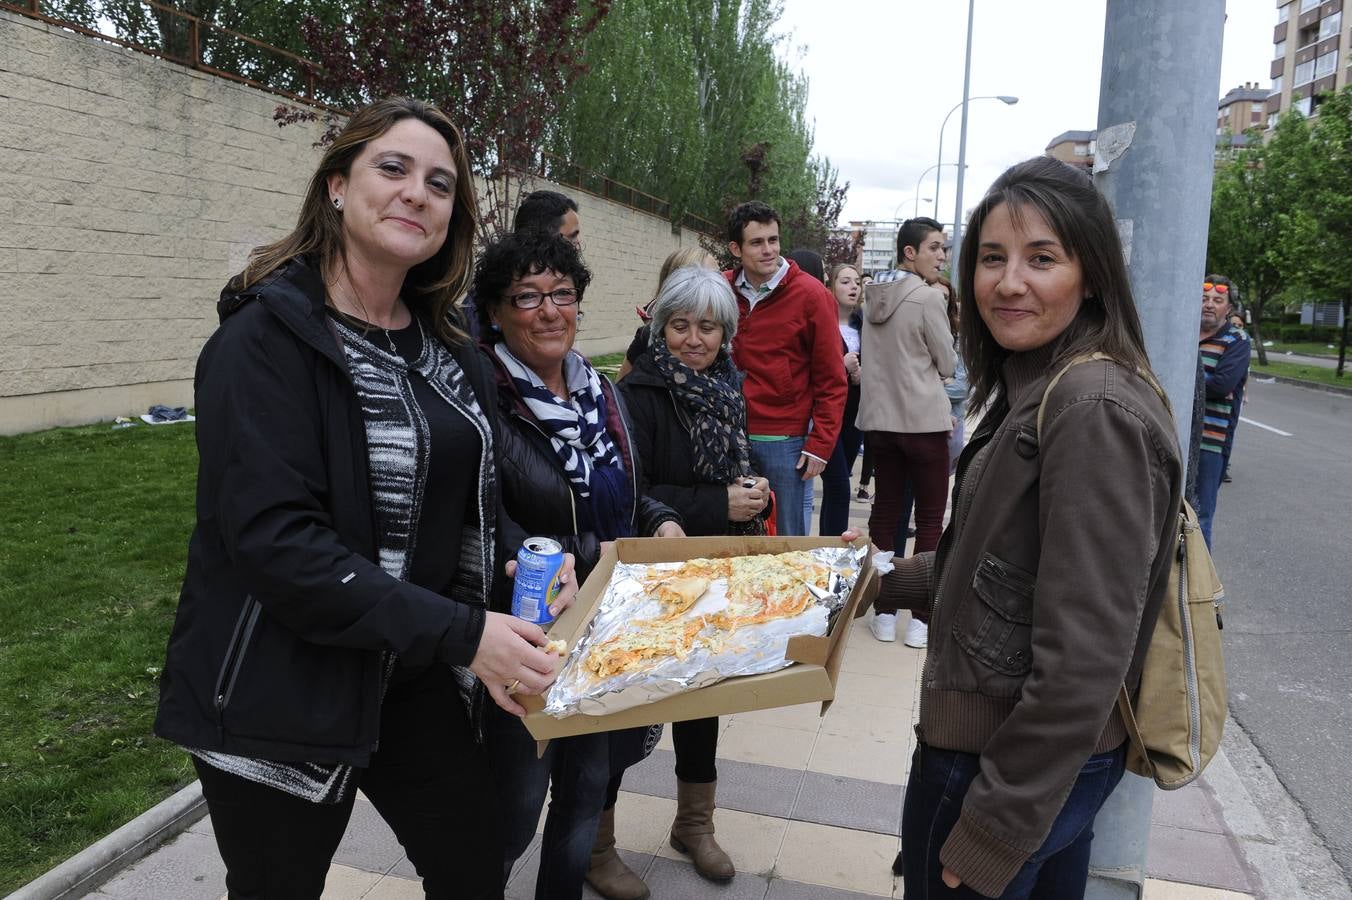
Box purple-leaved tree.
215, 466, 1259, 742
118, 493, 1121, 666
276, 0, 612, 243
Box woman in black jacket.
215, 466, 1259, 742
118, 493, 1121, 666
474, 229, 683, 900
610, 265, 771, 891
154, 99, 574, 899
818, 262, 865, 535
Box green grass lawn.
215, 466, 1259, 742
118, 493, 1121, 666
1257, 340, 1342, 359
590, 351, 625, 379
0, 422, 197, 893
0, 349, 630, 890
1251, 358, 1350, 388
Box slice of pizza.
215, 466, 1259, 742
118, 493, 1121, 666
645, 557, 732, 582
583, 616, 707, 680
722, 552, 818, 627
651, 575, 711, 617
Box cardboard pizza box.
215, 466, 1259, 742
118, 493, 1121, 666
518, 534, 878, 741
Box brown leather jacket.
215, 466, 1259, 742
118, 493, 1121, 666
893, 347, 1183, 896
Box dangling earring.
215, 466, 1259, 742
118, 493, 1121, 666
333, 197, 343, 210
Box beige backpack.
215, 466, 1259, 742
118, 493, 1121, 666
1038, 354, 1226, 790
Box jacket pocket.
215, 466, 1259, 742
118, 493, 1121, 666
951, 553, 1035, 676
213, 594, 260, 723
223, 614, 373, 749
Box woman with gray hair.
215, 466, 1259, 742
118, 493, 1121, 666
625, 266, 769, 536
586, 264, 770, 897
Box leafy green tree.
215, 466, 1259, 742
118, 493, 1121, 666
1273, 87, 1352, 376
1207, 114, 1309, 366
550, 0, 843, 249
273, 0, 613, 243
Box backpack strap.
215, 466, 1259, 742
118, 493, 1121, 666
1035, 351, 1171, 444
1034, 351, 1112, 443
1035, 350, 1173, 780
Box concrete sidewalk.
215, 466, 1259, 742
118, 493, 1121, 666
74, 492, 1284, 900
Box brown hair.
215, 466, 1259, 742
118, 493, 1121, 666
231, 97, 479, 346
828, 263, 860, 286
934, 274, 959, 334
958, 156, 1154, 411
828, 263, 861, 305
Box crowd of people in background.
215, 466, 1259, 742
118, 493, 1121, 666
155, 96, 1216, 900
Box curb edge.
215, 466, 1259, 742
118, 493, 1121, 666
1256, 373, 1352, 396
6, 781, 205, 900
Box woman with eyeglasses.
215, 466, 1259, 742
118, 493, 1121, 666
474, 228, 685, 900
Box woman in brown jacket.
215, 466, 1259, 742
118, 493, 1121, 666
885, 157, 1183, 898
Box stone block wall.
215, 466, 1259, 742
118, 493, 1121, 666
0, 9, 708, 435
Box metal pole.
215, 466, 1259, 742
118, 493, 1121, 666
1086, 1, 1225, 896
913, 162, 944, 218
935, 96, 1015, 229
935, 108, 953, 225
950, 0, 976, 275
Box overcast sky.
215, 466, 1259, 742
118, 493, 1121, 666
777, 1, 1275, 226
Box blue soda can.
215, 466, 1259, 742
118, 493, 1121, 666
510, 537, 566, 626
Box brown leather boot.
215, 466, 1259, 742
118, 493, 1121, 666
585, 806, 650, 900
668, 778, 735, 881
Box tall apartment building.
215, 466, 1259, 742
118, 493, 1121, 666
845, 221, 898, 274
1267, 0, 1347, 127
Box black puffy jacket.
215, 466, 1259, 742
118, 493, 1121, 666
155, 258, 505, 767
617, 349, 755, 537
482, 345, 680, 592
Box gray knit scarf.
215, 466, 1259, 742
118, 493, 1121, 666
192, 316, 495, 804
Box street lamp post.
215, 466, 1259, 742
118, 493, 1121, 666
934, 94, 1017, 232
949, 2, 1019, 276
914, 161, 962, 226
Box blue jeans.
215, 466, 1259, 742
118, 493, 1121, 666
750, 437, 808, 536
819, 423, 863, 537
900, 743, 1126, 899
1196, 449, 1224, 549
485, 705, 611, 900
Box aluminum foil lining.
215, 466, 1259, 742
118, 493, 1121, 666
543, 545, 866, 718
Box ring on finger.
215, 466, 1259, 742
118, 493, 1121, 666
505, 679, 521, 693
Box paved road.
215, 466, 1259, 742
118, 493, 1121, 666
1208, 378, 1352, 885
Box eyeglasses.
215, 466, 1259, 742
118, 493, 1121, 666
1202, 283, 1229, 294
506, 288, 579, 310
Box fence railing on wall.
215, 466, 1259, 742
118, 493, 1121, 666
530, 151, 718, 236
2, 0, 340, 111
2, 0, 718, 236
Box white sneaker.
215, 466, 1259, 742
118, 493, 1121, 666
870, 612, 897, 642
904, 618, 928, 649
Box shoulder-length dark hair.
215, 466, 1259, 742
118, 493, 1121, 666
230, 97, 479, 347
958, 156, 1154, 410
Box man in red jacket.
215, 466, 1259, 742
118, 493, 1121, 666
723, 201, 848, 536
